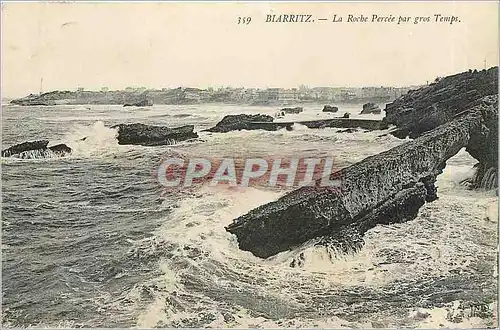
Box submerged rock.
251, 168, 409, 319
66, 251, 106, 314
204, 114, 274, 133
323, 105, 339, 112
112, 123, 198, 146
225, 96, 498, 258
360, 102, 381, 114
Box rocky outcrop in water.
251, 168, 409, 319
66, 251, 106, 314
204, 114, 275, 133
2, 140, 72, 158
2, 140, 49, 157
385, 67, 498, 138
360, 103, 381, 114
281, 107, 303, 114
123, 99, 153, 107
323, 105, 339, 112
225, 95, 498, 258
385, 67, 498, 189
206, 114, 387, 133
112, 123, 198, 146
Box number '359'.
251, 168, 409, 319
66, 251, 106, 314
237, 17, 252, 24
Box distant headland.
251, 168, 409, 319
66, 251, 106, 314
9, 85, 417, 106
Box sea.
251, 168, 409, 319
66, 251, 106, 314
1, 103, 498, 328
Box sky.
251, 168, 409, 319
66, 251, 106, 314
1, 1, 498, 97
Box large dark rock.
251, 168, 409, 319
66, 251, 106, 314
281, 107, 303, 114
385, 67, 498, 189
225, 98, 496, 258
2, 140, 49, 157
385, 67, 498, 139
48, 144, 73, 155
323, 105, 339, 112
360, 102, 381, 114
112, 123, 198, 146
2, 140, 72, 158
204, 114, 274, 133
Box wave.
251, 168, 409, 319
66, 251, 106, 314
127, 172, 497, 328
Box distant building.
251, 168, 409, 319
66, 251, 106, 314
267, 88, 280, 101
278, 88, 299, 102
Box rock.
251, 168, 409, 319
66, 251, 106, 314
385, 67, 498, 189
225, 98, 497, 258
111, 123, 198, 146
281, 107, 303, 114
48, 144, 73, 155
323, 105, 339, 112
2, 140, 49, 157
123, 99, 153, 107
205, 114, 387, 133
2, 140, 72, 158
204, 114, 274, 133
385, 67, 498, 139
360, 102, 381, 114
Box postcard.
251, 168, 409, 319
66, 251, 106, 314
1, 1, 498, 328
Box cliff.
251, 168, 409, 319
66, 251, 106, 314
385, 67, 498, 138
385, 66, 498, 189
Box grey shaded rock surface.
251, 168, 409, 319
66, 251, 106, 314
360, 103, 381, 114
2, 140, 72, 158
281, 107, 303, 114
226, 98, 497, 258
385, 67, 498, 138
2, 140, 49, 157
112, 123, 198, 146
204, 114, 274, 133
385, 67, 498, 189
323, 105, 339, 112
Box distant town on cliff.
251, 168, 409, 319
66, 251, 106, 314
10, 84, 424, 107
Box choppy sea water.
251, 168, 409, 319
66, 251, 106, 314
1, 103, 497, 328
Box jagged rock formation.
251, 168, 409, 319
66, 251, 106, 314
323, 105, 339, 112
385, 67, 498, 189
281, 107, 303, 114
360, 102, 381, 114
226, 96, 498, 258
2, 140, 72, 158
112, 123, 198, 146
385, 67, 498, 138
204, 114, 275, 133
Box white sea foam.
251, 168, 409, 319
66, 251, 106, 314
133, 147, 497, 328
